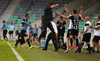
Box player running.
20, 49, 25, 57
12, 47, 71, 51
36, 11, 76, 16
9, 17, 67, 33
14, 13, 33, 49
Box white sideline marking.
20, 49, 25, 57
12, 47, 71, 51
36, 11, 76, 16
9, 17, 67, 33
7, 42, 24, 61
33, 45, 58, 55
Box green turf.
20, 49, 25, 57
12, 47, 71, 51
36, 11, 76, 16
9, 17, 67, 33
0, 41, 18, 61
0, 40, 100, 61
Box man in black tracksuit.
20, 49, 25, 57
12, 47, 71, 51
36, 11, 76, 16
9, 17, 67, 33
56, 16, 66, 45
39, 2, 58, 41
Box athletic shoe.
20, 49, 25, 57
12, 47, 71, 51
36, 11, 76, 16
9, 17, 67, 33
14, 45, 18, 48
32, 41, 35, 43
5, 37, 8, 42
75, 46, 78, 49
54, 49, 58, 52
65, 49, 69, 53
69, 46, 73, 50
74, 48, 81, 53
37, 42, 40, 44
29, 46, 33, 49
96, 53, 100, 55
6, 38, 8, 41
4, 41, 6, 42
86, 52, 92, 54
42, 48, 47, 51
21, 45, 24, 47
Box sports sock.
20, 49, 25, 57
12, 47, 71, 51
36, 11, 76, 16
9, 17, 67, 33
9, 36, 11, 41
80, 43, 84, 49
87, 44, 91, 52
76, 39, 79, 46
70, 38, 73, 46
92, 50, 95, 53
97, 51, 99, 53
27, 39, 31, 47
12, 36, 13, 41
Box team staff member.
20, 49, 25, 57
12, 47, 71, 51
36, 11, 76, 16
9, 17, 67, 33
56, 16, 66, 45
90, 15, 100, 55
75, 16, 92, 54
9, 22, 15, 41
2, 20, 8, 41
14, 13, 33, 49
39, 2, 58, 41
43, 21, 58, 51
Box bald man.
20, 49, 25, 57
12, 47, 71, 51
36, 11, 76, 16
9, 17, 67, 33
75, 16, 92, 54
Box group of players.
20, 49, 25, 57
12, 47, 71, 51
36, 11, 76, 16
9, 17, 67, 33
39, 2, 100, 55
2, 2, 100, 55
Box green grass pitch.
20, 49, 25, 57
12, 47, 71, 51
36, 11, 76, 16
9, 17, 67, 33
0, 40, 100, 61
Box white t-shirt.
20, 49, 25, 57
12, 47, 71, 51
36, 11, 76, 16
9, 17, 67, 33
68, 20, 73, 29
94, 21, 100, 36
48, 22, 58, 33
84, 21, 91, 33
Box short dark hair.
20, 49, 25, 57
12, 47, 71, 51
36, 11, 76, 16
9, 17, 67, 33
41, 15, 44, 18
60, 16, 63, 18
98, 15, 100, 20
15, 30, 19, 34
49, 2, 55, 6
25, 13, 29, 17
3, 20, 5, 23
73, 9, 77, 14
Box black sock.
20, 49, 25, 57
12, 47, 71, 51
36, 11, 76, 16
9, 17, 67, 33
80, 43, 84, 49
87, 44, 91, 52
70, 38, 73, 46
97, 51, 99, 53
92, 50, 95, 53
76, 39, 79, 46
27, 39, 31, 47
15, 40, 20, 46
33, 38, 35, 41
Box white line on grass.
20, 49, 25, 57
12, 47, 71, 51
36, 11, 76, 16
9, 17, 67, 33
33, 45, 58, 55
7, 42, 24, 61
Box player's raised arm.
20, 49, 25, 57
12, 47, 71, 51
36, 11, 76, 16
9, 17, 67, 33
79, 6, 83, 15
64, 4, 70, 16
59, 13, 68, 19
92, 19, 95, 27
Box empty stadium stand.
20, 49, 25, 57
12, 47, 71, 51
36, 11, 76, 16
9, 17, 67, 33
0, 0, 11, 15
7, 0, 73, 30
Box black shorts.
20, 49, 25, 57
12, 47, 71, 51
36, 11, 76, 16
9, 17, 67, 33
67, 29, 71, 37
93, 36, 100, 43
20, 38, 25, 44
9, 31, 13, 34
82, 33, 91, 42
3, 30, 7, 36
21, 30, 28, 37
73, 29, 79, 36
34, 34, 38, 37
